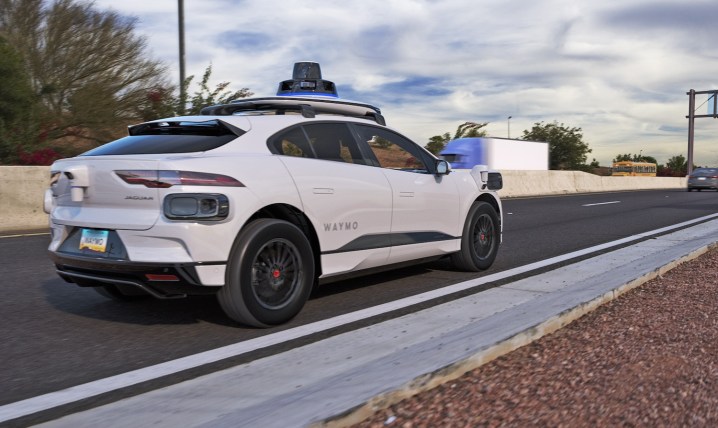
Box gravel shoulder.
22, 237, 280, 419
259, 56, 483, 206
352, 247, 718, 427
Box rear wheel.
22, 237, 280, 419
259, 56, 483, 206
218, 219, 315, 327
451, 201, 500, 271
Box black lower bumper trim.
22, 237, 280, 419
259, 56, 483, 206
51, 252, 224, 298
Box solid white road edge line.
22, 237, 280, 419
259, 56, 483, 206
2, 212, 717, 423
0, 232, 50, 239
582, 201, 621, 207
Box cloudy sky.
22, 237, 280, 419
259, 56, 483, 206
93, 0, 718, 166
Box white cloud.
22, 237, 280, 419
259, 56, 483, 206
91, 0, 718, 166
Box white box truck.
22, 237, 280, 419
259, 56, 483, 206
440, 137, 549, 170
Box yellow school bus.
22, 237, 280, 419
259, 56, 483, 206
611, 161, 657, 176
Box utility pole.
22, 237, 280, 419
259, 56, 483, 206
178, 0, 186, 111
507, 116, 512, 139
686, 89, 718, 175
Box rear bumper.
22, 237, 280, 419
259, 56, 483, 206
688, 179, 718, 189
50, 251, 223, 298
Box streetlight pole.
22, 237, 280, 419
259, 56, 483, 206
507, 116, 512, 139
178, 0, 186, 111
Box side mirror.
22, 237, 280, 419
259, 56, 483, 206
435, 159, 451, 175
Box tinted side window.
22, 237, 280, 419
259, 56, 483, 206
303, 123, 366, 164
269, 127, 311, 158
354, 125, 429, 173
269, 123, 367, 165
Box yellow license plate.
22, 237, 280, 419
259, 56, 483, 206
79, 229, 109, 253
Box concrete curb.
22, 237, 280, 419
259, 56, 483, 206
317, 242, 716, 427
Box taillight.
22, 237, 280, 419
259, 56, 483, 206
49, 171, 60, 186
115, 170, 244, 188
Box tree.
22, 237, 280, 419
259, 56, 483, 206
0, 36, 32, 124
183, 65, 253, 115
137, 65, 253, 121
425, 121, 488, 155
0, 35, 36, 163
454, 121, 488, 139
613, 153, 657, 164
641, 155, 657, 165
659, 154, 688, 177
425, 132, 450, 155
0, 0, 171, 147
521, 121, 591, 170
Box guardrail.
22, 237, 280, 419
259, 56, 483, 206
0, 166, 687, 233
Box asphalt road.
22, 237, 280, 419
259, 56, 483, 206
2, 189, 716, 409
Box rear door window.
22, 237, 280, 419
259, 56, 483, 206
269, 122, 368, 165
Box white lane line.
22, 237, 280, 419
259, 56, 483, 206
582, 201, 621, 207
2, 212, 718, 423
0, 232, 50, 239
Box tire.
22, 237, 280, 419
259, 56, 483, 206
94, 284, 150, 300
450, 201, 500, 272
218, 219, 315, 327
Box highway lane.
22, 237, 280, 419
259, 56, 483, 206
1, 189, 716, 408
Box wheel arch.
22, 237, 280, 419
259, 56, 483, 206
244, 203, 322, 278
474, 193, 501, 224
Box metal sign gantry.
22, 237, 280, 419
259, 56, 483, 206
686, 89, 718, 175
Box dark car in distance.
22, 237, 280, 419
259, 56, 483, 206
687, 168, 718, 191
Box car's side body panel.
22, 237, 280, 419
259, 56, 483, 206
277, 156, 393, 277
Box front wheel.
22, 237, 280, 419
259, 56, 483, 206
451, 201, 500, 271
218, 219, 315, 327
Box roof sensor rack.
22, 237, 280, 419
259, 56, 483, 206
276, 62, 338, 97
198, 62, 386, 125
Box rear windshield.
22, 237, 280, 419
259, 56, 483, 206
82, 120, 243, 156
693, 169, 718, 176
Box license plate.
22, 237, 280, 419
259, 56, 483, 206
698, 177, 706, 180
79, 229, 109, 253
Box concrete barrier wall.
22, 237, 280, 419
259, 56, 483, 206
0, 166, 50, 233
497, 170, 687, 198
0, 166, 688, 233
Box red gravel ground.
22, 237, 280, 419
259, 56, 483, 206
351, 247, 718, 427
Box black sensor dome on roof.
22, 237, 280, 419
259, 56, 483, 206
276, 62, 338, 97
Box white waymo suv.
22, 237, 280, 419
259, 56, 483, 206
45, 62, 503, 327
